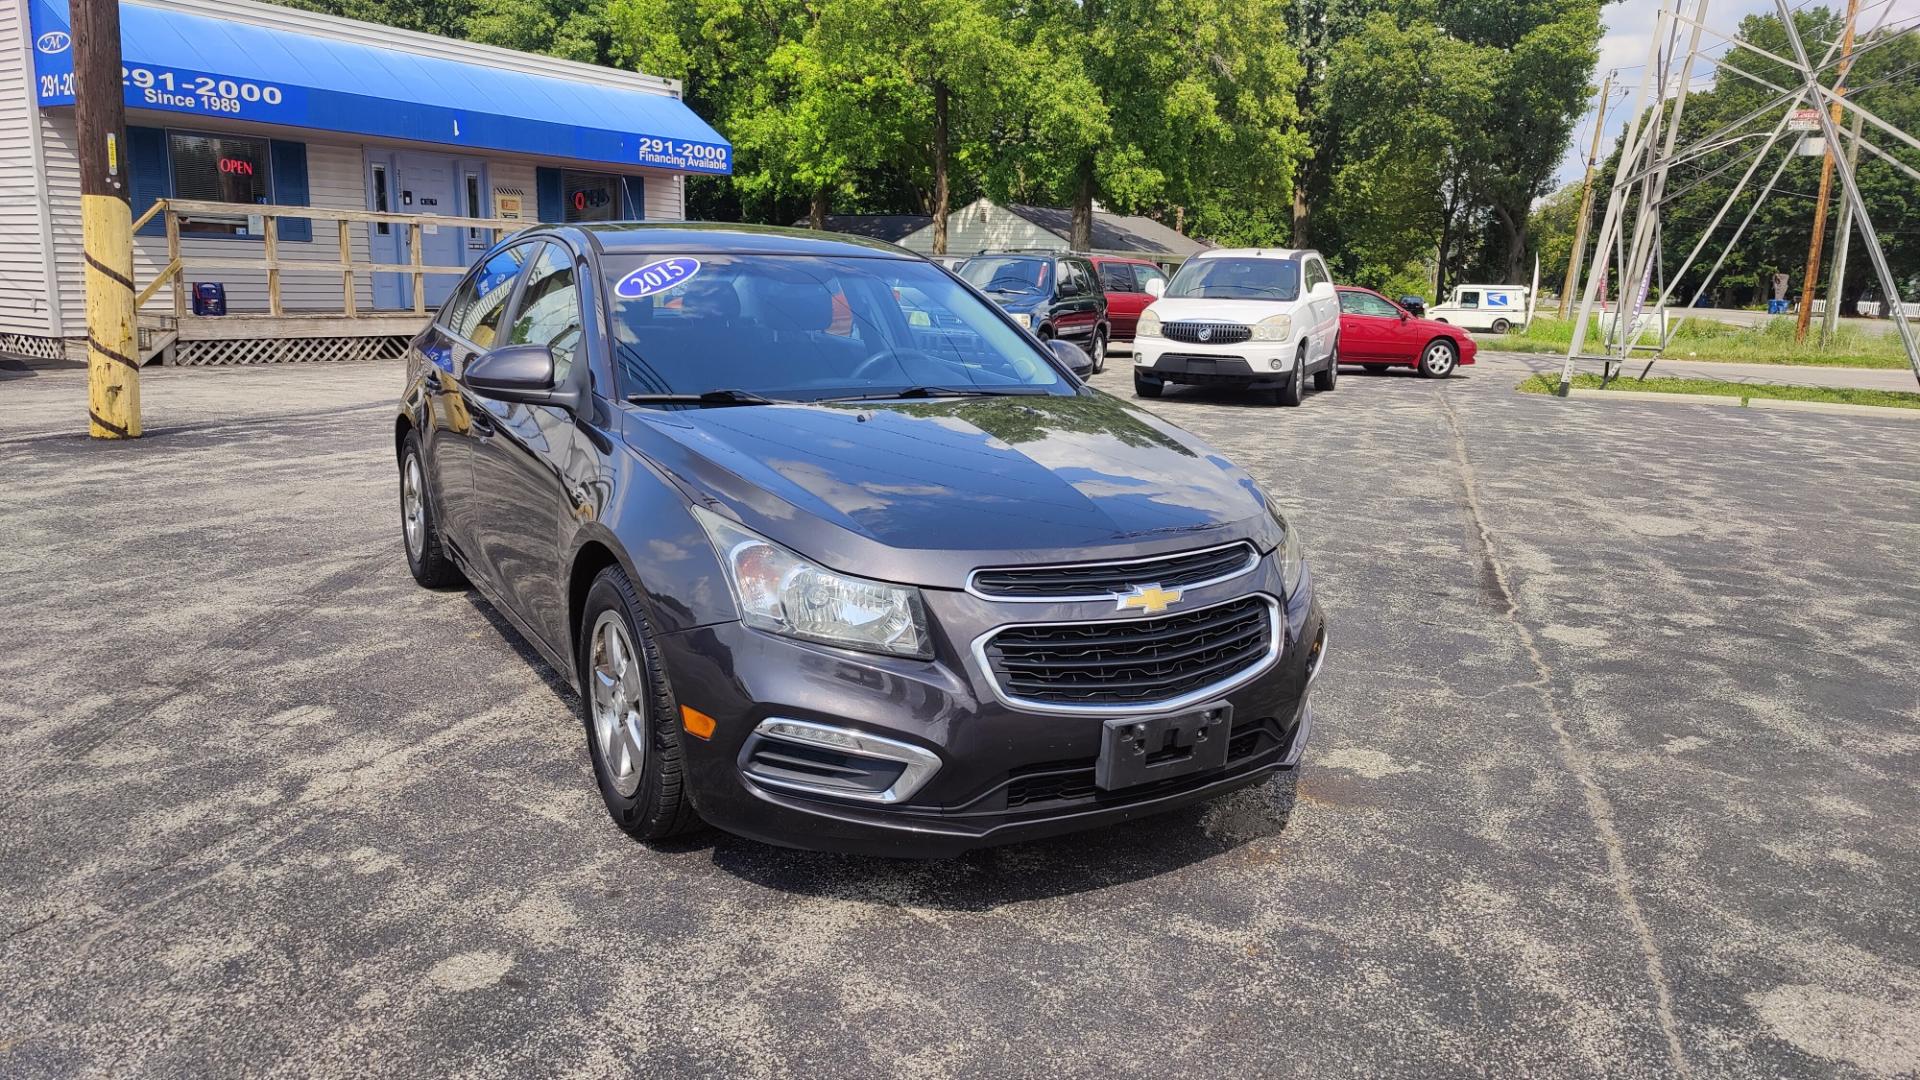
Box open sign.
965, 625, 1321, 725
218, 157, 255, 176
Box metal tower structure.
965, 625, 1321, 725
1557, 0, 1920, 393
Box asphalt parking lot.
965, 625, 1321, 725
3, 353, 1918, 1078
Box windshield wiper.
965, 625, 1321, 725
820, 385, 1045, 402
626, 389, 783, 407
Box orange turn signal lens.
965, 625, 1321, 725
680, 706, 717, 740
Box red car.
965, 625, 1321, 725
1090, 256, 1171, 342
1336, 286, 1476, 377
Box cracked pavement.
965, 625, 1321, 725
1, 354, 1917, 1078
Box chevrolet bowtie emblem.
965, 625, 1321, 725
1117, 584, 1183, 614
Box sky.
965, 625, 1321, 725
1551, 0, 1920, 187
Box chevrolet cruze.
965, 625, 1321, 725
396, 223, 1326, 856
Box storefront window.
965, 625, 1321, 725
563, 172, 621, 222
167, 132, 271, 236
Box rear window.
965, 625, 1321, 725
960, 256, 1051, 296
1166, 257, 1299, 302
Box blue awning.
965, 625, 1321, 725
28, 0, 731, 174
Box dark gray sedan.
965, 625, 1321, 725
396, 223, 1326, 855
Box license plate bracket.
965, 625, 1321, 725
1094, 703, 1232, 791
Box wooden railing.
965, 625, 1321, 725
132, 199, 531, 319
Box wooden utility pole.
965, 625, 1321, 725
72, 0, 141, 437
1560, 72, 1613, 319
1794, 0, 1859, 342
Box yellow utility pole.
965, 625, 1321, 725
1560, 72, 1613, 320
1794, 0, 1859, 343
72, 0, 141, 437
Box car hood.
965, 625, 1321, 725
626, 391, 1279, 588
980, 292, 1045, 313
1145, 297, 1300, 323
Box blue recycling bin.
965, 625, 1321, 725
1767, 299, 1788, 315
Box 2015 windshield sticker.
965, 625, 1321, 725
615, 258, 701, 299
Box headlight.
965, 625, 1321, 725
1276, 516, 1306, 597
693, 507, 932, 659
1252, 313, 1294, 342
1136, 309, 1162, 338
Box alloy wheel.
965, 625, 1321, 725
1092, 334, 1107, 372
1424, 343, 1456, 377
589, 610, 648, 797
402, 455, 426, 560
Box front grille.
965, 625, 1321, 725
1163, 321, 1253, 345
970, 542, 1259, 600
980, 595, 1277, 708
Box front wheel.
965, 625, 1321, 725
1490, 318, 1512, 335
1089, 330, 1109, 373
1312, 341, 1339, 391
578, 567, 701, 841
400, 431, 464, 588
1273, 348, 1306, 407
1419, 339, 1459, 379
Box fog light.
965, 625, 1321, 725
1269, 357, 1284, 371
744, 718, 942, 804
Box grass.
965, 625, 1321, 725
1517, 372, 1920, 411
1494, 315, 1914, 370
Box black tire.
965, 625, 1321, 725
399, 430, 465, 588
1490, 318, 1511, 335
577, 566, 701, 841
1089, 330, 1109, 373
1418, 339, 1459, 379
1134, 371, 1164, 398
1274, 347, 1306, 406
1312, 343, 1339, 391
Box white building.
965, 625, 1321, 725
2, 0, 730, 363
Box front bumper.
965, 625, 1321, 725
1133, 336, 1297, 385
657, 562, 1326, 857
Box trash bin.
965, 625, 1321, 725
192, 282, 227, 317
1767, 298, 1788, 315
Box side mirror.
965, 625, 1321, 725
465, 343, 560, 404
1050, 338, 1094, 379
1144, 278, 1165, 298
1311, 280, 1335, 299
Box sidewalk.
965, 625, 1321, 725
1476, 349, 1920, 393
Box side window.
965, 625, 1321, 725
1304, 259, 1329, 292
507, 243, 583, 384
1101, 263, 1134, 292
446, 244, 533, 347
1459, 290, 1481, 309
1358, 293, 1398, 318
1056, 261, 1080, 296
1135, 266, 1168, 294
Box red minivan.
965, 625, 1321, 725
1090, 256, 1171, 342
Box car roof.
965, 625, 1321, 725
1196, 247, 1320, 261
570, 222, 919, 259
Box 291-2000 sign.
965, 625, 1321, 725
122, 66, 284, 113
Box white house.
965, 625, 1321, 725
1, 0, 730, 363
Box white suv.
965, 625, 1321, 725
1131, 248, 1342, 406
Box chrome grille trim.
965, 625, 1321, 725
969, 593, 1284, 716
965, 540, 1261, 603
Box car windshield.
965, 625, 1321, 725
959, 256, 1051, 296
605, 253, 1072, 402
1166, 257, 1300, 301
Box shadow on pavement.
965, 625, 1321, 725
680, 772, 1299, 910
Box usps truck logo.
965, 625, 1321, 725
615, 257, 702, 299
36, 30, 70, 53
1487, 293, 1511, 308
